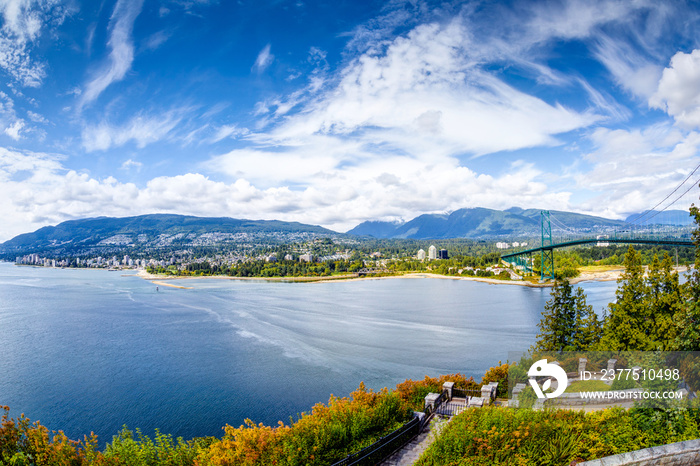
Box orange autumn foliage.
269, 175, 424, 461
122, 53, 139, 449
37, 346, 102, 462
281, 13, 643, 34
196, 382, 412, 466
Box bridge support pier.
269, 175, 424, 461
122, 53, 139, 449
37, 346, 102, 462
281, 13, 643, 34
540, 211, 554, 281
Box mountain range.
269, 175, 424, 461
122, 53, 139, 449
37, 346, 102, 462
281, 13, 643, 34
623, 210, 694, 225
347, 207, 634, 239
0, 214, 337, 256
0, 208, 693, 256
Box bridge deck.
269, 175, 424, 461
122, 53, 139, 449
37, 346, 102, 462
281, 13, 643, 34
501, 237, 693, 260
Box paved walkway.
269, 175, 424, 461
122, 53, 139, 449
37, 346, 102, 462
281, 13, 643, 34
379, 415, 450, 466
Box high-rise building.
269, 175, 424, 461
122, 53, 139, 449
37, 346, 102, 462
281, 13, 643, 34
417, 249, 426, 260
438, 249, 448, 260
428, 245, 437, 260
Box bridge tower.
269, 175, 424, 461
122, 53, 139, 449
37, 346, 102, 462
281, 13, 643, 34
540, 210, 554, 281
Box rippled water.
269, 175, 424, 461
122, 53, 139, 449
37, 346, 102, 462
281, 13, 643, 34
0, 262, 617, 442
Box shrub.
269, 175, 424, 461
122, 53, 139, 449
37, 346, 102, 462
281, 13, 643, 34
481, 362, 511, 398
497, 270, 511, 280
554, 267, 579, 279
102, 427, 206, 466
0, 382, 413, 466
197, 383, 413, 466
0, 405, 84, 466
416, 402, 700, 466
395, 374, 479, 411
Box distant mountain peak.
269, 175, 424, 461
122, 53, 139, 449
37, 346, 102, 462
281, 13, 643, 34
346, 207, 630, 239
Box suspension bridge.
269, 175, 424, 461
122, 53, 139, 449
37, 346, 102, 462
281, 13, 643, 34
500, 167, 700, 281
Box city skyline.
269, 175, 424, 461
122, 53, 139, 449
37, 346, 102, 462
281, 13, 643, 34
1, 0, 700, 241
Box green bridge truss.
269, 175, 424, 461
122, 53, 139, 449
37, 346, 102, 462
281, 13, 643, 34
501, 210, 694, 281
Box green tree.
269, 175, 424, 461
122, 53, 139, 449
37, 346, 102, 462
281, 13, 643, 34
572, 288, 602, 350
534, 279, 598, 352
646, 253, 682, 349
598, 246, 652, 351
676, 205, 700, 350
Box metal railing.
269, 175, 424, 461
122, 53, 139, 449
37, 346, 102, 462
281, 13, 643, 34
329, 416, 421, 466
434, 398, 467, 416
330, 385, 478, 466
422, 389, 448, 423
452, 387, 481, 399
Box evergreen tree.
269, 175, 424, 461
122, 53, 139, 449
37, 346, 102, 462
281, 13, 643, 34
534, 279, 599, 352
676, 205, 700, 350
646, 252, 682, 349
572, 287, 602, 350
598, 245, 652, 351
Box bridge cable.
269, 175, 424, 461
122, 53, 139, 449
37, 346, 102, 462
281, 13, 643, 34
549, 214, 578, 235
632, 173, 700, 226
627, 160, 700, 225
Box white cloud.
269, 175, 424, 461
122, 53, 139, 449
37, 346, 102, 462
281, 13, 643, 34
575, 124, 700, 218
0, 146, 64, 180
245, 18, 598, 166
186, 9, 643, 231
141, 29, 171, 52
80, 0, 144, 108
1, 0, 42, 41
121, 158, 142, 170
81, 112, 181, 151
209, 124, 248, 143
307, 46, 327, 66
593, 35, 663, 100
205, 141, 356, 187
0, 144, 574, 241
0, 0, 69, 87
3, 118, 24, 139
26, 110, 46, 123
192, 0, 700, 231
252, 44, 274, 74
0, 90, 18, 126
522, 0, 643, 43
651, 49, 700, 129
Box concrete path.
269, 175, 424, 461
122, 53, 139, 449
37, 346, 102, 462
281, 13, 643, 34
379, 416, 450, 466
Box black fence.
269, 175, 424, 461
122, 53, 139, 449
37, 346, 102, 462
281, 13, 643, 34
434, 399, 467, 416
329, 416, 422, 466
329, 386, 477, 466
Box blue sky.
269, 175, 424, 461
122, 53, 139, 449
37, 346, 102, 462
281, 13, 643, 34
1, 0, 700, 240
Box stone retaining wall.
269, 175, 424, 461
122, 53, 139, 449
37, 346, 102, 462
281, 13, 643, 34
576, 438, 700, 465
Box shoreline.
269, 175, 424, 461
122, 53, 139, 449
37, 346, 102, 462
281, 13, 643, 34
6, 262, 682, 288
135, 267, 662, 288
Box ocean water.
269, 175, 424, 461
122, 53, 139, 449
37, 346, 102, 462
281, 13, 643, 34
0, 262, 617, 443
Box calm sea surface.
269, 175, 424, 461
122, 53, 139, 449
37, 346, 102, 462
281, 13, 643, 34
0, 262, 617, 443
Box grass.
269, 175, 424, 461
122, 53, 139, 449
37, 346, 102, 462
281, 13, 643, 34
565, 380, 610, 393
578, 265, 624, 273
